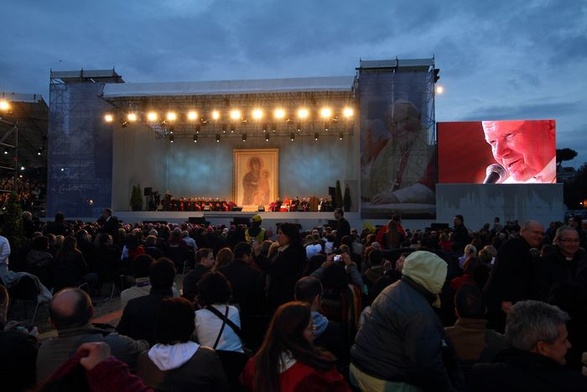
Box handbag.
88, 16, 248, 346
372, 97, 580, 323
207, 304, 253, 357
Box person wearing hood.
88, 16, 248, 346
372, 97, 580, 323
350, 250, 464, 391
136, 297, 229, 391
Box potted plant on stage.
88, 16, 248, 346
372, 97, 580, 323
130, 185, 143, 211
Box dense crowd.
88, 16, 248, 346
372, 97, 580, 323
1, 208, 587, 391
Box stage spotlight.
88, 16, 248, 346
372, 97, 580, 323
169, 135, 174, 143
290, 133, 295, 141
104, 114, 114, 123
222, 124, 227, 133
339, 133, 344, 141
3, 148, 8, 155
216, 134, 220, 143
147, 112, 158, 122
274, 108, 286, 120
242, 133, 247, 142
297, 123, 302, 132
314, 132, 319, 141
127, 113, 138, 122
195, 124, 201, 133
265, 134, 270, 142
298, 108, 309, 120
193, 134, 198, 143
271, 124, 276, 132
320, 107, 332, 119
230, 124, 236, 133
230, 110, 241, 121
343, 107, 354, 118
166, 112, 177, 122
37, 148, 42, 156
0, 100, 10, 112
212, 110, 221, 121
187, 111, 198, 121
252, 109, 263, 120
262, 123, 268, 132
324, 122, 330, 131
435, 85, 444, 94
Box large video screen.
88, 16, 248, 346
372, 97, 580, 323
437, 120, 556, 184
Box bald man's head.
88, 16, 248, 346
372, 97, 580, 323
49, 288, 93, 330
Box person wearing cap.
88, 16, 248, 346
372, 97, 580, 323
245, 215, 267, 244
350, 250, 464, 391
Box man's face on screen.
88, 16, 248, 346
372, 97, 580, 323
483, 121, 554, 182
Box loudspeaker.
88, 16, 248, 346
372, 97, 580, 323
232, 217, 251, 227
188, 217, 206, 225
144, 187, 152, 196
231, 206, 243, 211
258, 206, 265, 212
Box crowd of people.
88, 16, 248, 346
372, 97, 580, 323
1, 209, 587, 391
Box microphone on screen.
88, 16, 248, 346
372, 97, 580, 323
483, 164, 507, 184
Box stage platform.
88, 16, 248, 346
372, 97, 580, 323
112, 211, 435, 233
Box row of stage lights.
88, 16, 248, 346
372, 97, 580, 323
104, 106, 355, 128
179, 131, 347, 144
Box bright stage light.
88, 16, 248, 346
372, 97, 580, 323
187, 111, 198, 121
298, 108, 309, 119
216, 134, 220, 142
104, 114, 114, 123
252, 109, 263, 120
230, 110, 241, 121
147, 112, 158, 122
193, 134, 198, 143
314, 133, 319, 140
435, 85, 444, 94
290, 133, 295, 141
212, 110, 221, 120
166, 112, 177, 122
320, 108, 332, 119
0, 100, 10, 111
343, 107, 354, 118
274, 108, 286, 120
127, 113, 138, 122
242, 134, 247, 142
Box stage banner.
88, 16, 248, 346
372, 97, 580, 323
359, 67, 437, 219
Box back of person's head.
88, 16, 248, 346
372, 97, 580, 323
255, 301, 330, 392
505, 300, 569, 351
55, 212, 65, 222
454, 284, 486, 319
216, 247, 234, 268
322, 262, 350, 291
145, 234, 158, 247
196, 247, 213, 264
155, 297, 195, 344
278, 223, 302, 247
49, 288, 93, 330
149, 257, 176, 289
294, 276, 323, 304
132, 254, 154, 278
196, 271, 232, 306
232, 242, 252, 260
463, 244, 477, 257
32, 235, 49, 251
368, 249, 384, 266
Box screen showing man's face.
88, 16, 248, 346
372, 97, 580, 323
483, 120, 555, 182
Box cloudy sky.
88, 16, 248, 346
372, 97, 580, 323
1, 0, 586, 167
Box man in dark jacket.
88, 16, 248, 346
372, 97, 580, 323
483, 220, 543, 333
350, 250, 463, 391
470, 300, 587, 391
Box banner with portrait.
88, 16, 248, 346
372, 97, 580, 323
359, 68, 437, 219
233, 149, 279, 209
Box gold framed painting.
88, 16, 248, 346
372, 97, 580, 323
233, 149, 279, 207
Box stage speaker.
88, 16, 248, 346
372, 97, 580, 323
144, 187, 152, 196
188, 217, 207, 225
203, 206, 211, 211
232, 217, 251, 227
430, 223, 449, 230
258, 206, 265, 212
231, 206, 243, 211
